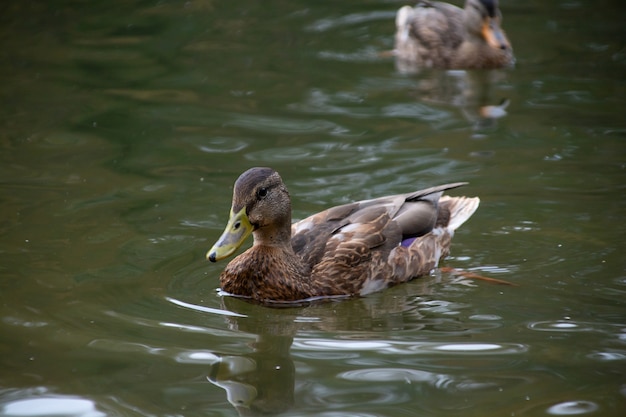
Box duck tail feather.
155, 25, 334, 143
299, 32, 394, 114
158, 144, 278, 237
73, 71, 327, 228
441, 196, 480, 231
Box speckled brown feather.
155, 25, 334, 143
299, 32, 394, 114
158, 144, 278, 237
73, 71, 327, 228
214, 168, 479, 303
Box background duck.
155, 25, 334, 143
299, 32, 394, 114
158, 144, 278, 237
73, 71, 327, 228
207, 167, 480, 303
394, 0, 514, 69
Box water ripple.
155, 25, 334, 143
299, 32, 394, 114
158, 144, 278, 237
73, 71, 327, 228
174, 350, 221, 364
469, 314, 502, 321
546, 400, 599, 415
304, 383, 407, 408
306, 11, 395, 32
338, 367, 533, 395
225, 114, 344, 135
289, 88, 375, 118
293, 339, 528, 356
166, 297, 247, 318
586, 351, 626, 361
187, 136, 249, 153
293, 413, 381, 417
430, 343, 503, 352
88, 339, 223, 367
246, 142, 398, 169
382, 103, 452, 121
318, 47, 383, 63
88, 339, 165, 356
2, 316, 48, 328
1, 395, 105, 417
294, 339, 390, 351
339, 368, 443, 384
528, 320, 594, 332
102, 308, 241, 338
409, 342, 528, 355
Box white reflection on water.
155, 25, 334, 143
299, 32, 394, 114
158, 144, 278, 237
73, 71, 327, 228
546, 400, 599, 415
432, 343, 502, 352
174, 351, 221, 364
469, 314, 502, 321
2, 316, 47, 328
295, 339, 390, 351
293, 339, 528, 355
299, 413, 380, 417
1, 396, 105, 417
165, 297, 247, 318
528, 320, 594, 332
586, 351, 626, 361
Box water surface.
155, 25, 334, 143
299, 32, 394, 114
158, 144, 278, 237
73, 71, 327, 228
1, 0, 624, 416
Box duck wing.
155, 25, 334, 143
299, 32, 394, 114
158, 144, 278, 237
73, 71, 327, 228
290, 182, 469, 274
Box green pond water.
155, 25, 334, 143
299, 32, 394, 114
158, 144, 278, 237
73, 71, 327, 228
1, 0, 624, 416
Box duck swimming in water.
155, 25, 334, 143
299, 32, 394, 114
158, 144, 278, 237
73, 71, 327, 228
394, 0, 514, 69
207, 167, 480, 303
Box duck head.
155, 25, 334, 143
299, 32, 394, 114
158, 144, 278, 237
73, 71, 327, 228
207, 167, 292, 262
465, 0, 512, 51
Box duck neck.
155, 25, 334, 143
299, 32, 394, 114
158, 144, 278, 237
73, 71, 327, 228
251, 219, 293, 249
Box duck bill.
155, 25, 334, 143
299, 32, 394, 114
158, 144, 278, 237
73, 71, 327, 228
207, 207, 253, 262
481, 19, 510, 51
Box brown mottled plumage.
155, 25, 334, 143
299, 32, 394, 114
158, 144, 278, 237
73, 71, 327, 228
207, 167, 479, 303
394, 0, 514, 69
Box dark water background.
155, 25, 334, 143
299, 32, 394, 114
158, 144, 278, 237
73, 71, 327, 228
1, 0, 624, 416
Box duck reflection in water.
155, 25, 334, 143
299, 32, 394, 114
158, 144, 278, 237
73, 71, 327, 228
208, 333, 294, 415
406, 69, 511, 131
392, 0, 514, 130
206, 282, 433, 416
207, 296, 301, 416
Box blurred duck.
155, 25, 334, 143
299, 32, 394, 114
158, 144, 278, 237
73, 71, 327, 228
394, 0, 514, 69
207, 167, 479, 303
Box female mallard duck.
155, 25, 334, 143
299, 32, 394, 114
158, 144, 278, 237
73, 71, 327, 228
394, 0, 514, 69
207, 167, 479, 303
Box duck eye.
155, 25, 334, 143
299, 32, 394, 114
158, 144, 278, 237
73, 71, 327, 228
257, 187, 268, 199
